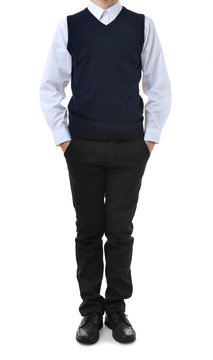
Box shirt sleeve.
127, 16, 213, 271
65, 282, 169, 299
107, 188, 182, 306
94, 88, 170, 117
39, 17, 72, 146
141, 16, 172, 144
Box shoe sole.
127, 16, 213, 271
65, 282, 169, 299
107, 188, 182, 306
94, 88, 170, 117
76, 333, 99, 345
105, 319, 136, 343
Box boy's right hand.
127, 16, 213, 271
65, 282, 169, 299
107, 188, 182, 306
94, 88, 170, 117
60, 140, 71, 153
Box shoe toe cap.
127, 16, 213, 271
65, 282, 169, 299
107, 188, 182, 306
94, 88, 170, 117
76, 324, 99, 343
123, 326, 135, 336
114, 325, 136, 342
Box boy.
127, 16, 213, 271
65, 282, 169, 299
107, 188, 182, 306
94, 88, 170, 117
40, 0, 171, 344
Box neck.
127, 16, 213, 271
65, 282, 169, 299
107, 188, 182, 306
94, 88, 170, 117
90, 0, 119, 10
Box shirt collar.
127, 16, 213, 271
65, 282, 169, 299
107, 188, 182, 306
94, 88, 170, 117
87, 1, 122, 21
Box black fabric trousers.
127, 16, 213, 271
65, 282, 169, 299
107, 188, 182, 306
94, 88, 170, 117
64, 134, 150, 316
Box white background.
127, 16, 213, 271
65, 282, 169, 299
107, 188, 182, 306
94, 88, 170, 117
0, 0, 212, 359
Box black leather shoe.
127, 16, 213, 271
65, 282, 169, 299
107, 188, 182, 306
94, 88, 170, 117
76, 312, 103, 344
105, 311, 136, 343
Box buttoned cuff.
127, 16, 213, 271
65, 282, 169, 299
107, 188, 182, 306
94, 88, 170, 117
53, 127, 72, 146
144, 127, 161, 144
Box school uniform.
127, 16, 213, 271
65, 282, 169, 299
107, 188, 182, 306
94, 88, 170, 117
40, 1, 171, 317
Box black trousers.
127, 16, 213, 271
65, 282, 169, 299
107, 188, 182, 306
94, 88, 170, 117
64, 135, 150, 316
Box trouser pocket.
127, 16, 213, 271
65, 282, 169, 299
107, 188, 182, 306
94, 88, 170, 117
64, 139, 75, 157
143, 138, 151, 157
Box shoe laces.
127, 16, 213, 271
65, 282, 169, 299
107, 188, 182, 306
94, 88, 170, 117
109, 311, 129, 324
82, 312, 101, 326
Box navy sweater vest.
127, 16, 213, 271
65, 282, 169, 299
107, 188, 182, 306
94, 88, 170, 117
67, 6, 145, 140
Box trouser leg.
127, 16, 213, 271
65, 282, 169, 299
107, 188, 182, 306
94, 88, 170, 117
103, 138, 150, 314
64, 139, 107, 316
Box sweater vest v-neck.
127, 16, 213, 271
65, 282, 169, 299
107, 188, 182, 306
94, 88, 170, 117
66, 6, 145, 140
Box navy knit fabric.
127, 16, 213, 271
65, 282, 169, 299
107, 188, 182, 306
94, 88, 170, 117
67, 6, 145, 140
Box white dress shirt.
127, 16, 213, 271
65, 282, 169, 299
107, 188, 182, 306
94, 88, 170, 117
40, 0, 171, 146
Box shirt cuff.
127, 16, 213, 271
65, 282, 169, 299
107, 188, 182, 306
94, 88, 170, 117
53, 127, 72, 146
144, 127, 161, 144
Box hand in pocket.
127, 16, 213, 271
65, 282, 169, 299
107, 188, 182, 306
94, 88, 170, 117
60, 140, 72, 153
